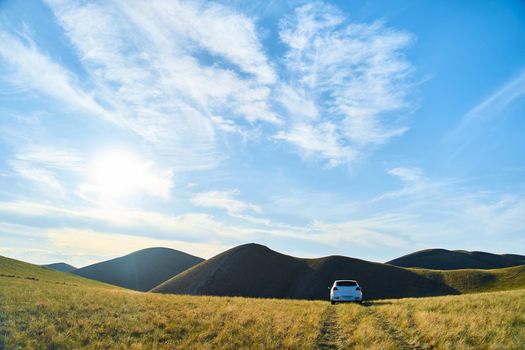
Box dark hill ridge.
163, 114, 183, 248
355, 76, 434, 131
43, 262, 77, 272
72, 247, 203, 291
387, 249, 525, 270
151, 243, 459, 300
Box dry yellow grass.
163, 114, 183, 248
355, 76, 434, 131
375, 289, 525, 350
0, 275, 325, 349
1, 255, 524, 349
337, 304, 401, 350
336, 289, 525, 350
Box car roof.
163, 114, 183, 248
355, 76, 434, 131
334, 279, 357, 283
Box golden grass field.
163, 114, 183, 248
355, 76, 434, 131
1, 256, 524, 349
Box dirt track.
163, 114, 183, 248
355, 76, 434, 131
314, 303, 432, 350
315, 306, 341, 349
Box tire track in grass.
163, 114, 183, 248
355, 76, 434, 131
0, 291, 6, 350
315, 305, 340, 350
368, 307, 431, 350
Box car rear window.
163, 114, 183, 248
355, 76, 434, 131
336, 281, 357, 286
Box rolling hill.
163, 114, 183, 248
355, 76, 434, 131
414, 264, 525, 293
42, 262, 77, 272
151, 243, 460, 300
0, 255, 110, 288
387, 248, 525, 270
72, 247, 203, 291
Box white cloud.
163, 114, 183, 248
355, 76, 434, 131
8, 160, 66, 197
210, 116, 242, 134
191, 190, 262, 215
1, 1, 417, 171
274, 122, 356, 167
0, 0, 285, 176
15, 146, 83, 171
276, 3, 414, 166
2, 172, 525, 258
4, 146, 86, 198
42, 0, 281, 169
46, 228, 226, 262
372, 170, 525, 248
0, 221, 226, 265
387, 167, 423, 182
123, 0, 277, 85
0, 200, 254, 241
0, 194, 419, 261
277, 84, 319, 120
0, 31, 121, 126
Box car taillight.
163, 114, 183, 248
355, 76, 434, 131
332, 287, 338, 291
356, 287, 361, 291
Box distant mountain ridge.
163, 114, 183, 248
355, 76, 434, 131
387, 248, 525, 270
151, 243, 460, 300
6, 244, 525, 300
72, 247, 204, 291
43, 262, 77, 272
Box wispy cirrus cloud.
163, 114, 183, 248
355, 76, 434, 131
8, 160, 66, 197
14, 146, 83, 171
44, 0, 281, 168
191, 190, 262, 215
0, 1, 434, 264
1, 0, 282, 173
449, 69, 525, 138
2, 170, 525, 262
116, 0, 277, 85
46, 228, 227, 264
0, 221, 227, 265
0, 198, 413, 263
441, 69, 525, 163
274, 122, 357, 166
377, 166, 525, 248
1, 1, 416, 171
276, 2, 415, 166
0, 31, 116, 123
7, 144, 81, 198
387, 167, 423, 182
5, 146, 83, 197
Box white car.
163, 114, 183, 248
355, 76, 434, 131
329, 280, 363, 304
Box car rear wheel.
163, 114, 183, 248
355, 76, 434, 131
331, 300, 336, 305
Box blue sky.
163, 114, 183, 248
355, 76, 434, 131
1, 0, 524, 267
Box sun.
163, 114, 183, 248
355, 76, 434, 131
90, 150, 153, 198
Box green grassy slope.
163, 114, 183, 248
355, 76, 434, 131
413, 264, 525, 293
72, 247, 204, 291
0, 255, 111, 287
1, 254, 524, 349
387, 248, 525, 270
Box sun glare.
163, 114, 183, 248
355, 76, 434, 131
89, 150, 170, 199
